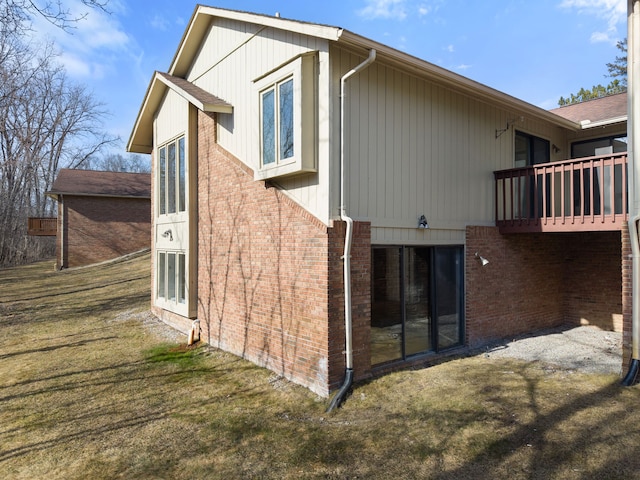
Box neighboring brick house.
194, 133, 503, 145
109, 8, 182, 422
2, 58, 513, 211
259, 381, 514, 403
127, 5, 630, 397
47, 169, 151, 269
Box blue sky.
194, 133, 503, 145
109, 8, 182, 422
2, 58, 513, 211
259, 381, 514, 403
29, 0, 628, 156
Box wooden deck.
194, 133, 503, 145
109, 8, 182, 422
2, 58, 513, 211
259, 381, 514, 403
27, 217, 57, 236
494, 152, 628, 233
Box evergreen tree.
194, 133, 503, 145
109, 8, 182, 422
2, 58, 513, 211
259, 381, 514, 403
558, 38, 627, 106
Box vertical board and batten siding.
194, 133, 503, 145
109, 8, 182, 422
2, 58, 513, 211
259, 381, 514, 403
331, 45, 570, 245
185, 17, 333, 225
155, 88, 188, 146
154, 89, 190, 248
154, 89, 194, 317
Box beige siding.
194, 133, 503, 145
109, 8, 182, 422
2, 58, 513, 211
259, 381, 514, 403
331, 46, 571, 245
155, 89, 188, 145
187, 18, 333, 224
153, 89, 195, 318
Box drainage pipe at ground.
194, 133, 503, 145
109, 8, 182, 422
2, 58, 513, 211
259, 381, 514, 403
327, 48, 376, 412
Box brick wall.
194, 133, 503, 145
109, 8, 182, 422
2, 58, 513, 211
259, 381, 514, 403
466, 226, 623, 347
198, 112, 325, 395
327, 221, 371, 391
622, 226, 632, 372
562, 231, 622, 331
59, 195, 151, 268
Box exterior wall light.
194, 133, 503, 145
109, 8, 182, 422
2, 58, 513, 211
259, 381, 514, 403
418, 215, 429, 229
475, 252, 489, 266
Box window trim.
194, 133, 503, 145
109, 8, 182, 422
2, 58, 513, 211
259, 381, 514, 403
157, 135, 186, 217
254, 52, 317, 180
156, 250, 188, 312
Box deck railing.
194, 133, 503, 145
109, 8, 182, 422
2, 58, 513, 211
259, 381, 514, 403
494, 152, 628, 233
27, 217, 57, 236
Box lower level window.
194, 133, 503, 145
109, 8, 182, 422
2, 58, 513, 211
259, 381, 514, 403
157, 251, 186, 304
371, 245, 464, 366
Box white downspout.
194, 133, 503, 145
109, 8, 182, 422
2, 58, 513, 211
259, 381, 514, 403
327, 48, 376, 412
623, 0, 640, 385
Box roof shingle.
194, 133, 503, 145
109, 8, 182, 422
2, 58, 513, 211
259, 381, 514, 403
48, 169, 151, 198
550, 92, 627, 125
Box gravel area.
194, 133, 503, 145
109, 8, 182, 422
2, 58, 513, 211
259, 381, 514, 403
122, 309, 624, 376
483, 325, 623, 375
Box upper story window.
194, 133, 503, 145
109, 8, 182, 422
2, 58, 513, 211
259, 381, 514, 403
254, 52, 317, 180
571, 135, 627, 158
515, 131, 549, 167
261, 77, 294, 166
158, 136, 185, 216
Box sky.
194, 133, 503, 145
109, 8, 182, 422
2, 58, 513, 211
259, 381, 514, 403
28, 0, 629, 156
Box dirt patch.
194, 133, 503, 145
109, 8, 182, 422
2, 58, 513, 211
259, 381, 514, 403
483, 325, 623, 375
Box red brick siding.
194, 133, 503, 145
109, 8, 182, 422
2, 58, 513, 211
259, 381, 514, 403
198, 112, 325, 395
56, 202, 63, 268
327, 221, 372, 391
562, 231, 622, 331
58, 195, 150, 268
466, 226, 623, 346
622, 226, 632, 372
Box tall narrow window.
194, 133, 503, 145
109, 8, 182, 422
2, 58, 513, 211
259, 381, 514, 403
167, 142, 176, 214
279, 78, 294, 160
178, 137, 186, 212
178, 253, 186, 304
159, 148, 166, 215
157, 252, 166, 299
167, 253, 176, 302
157, 136, 186, 217
262, 89, 276, 165
260, 75, 294, 168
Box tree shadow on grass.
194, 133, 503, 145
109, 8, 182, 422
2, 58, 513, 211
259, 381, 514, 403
429, 369, 640, 479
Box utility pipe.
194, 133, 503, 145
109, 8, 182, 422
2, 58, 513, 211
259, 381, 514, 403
327, 48, 376, 412
623, 0, 640, 386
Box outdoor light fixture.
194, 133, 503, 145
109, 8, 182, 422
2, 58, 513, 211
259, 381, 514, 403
495, 116, 524, 139
418, 215, 429, 229
162, 229, 173, 241
475, 252, 489, 266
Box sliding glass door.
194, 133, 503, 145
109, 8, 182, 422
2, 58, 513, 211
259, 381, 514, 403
371, 246, 464, 366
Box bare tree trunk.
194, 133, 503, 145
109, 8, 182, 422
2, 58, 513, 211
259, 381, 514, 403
0, 26, 116, 267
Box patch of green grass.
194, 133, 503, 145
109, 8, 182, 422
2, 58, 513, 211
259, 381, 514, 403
143, 343, 204, 368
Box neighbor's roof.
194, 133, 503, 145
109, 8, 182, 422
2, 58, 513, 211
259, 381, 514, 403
128, 4, 583, 154
47, 169, 151, 199
549, 92, 627, 128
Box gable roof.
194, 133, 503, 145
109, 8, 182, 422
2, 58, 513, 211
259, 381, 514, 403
48, 169, 151, 199
128, 4, 584, 154
128, 71, 233, 154
549, 92, 627, 128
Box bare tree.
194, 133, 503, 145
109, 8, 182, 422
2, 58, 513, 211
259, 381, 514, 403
81, 152, 151, 173
0, 29, 117, 266
0, 0, 109, 35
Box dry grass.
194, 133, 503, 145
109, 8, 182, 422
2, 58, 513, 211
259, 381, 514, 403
1, 253, 640, 479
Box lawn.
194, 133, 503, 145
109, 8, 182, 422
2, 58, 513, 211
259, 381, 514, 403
1, 253, 640, 479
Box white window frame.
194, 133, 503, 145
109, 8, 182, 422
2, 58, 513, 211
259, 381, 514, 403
156, 250, 188, 314
157, 135, 186, 217
254, 52, 317, 180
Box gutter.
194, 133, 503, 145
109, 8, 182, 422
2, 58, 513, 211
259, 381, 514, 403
327, 48, 376, 412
